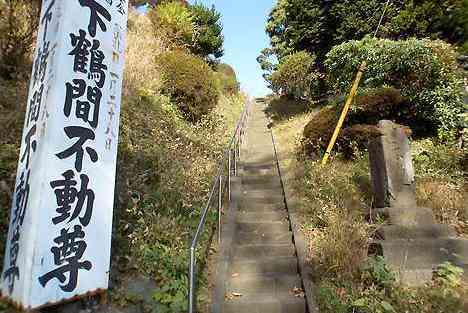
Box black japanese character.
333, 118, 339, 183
41, 0, 56, 41
69, 30, 91, 74
27, 84, 44, 127
89, 40, 107, 88
20, 125, 37, 168
78, 0, 111, 37
32, 42, 50, 86
50, 170, 95, 226
109, 72, 119, 99
56, 126, 98, 172
3, 226, 20, 294
38, 225, 92, 292
117, 0, 126, 15
13, 170, 30, 227
65, 79, 101, 128
3, 263, 19, 295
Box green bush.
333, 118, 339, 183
214, 63, 239, 95
149, 1, 195, 49
326, 37, 464, 140
271, 51, 319, 100
303, 87, 406, 157
156, 50, 219, 122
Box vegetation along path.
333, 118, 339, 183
217, 103, 306, 313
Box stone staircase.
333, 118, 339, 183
218, 104, 306, 313
369, 120, 468, 285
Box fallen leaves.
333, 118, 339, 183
290, 286, 305, 298
225, 291, 243, 301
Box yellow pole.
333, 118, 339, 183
321, 61, 367, 165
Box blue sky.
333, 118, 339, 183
187, 0, 275, 97
138, 1, 275, 97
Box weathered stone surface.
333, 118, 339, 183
369, 120, 416, 208
368, 120, 468, 286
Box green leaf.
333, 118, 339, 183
352, 298, 367, 307
380, 300, 395, 312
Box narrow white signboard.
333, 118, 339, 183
1, 0, 128, 309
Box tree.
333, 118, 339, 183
148, 1, 195, 49
256, 47, 277, 87
270, 51, 319, 100
189, 3, 224, 60
265, 0, 468, 66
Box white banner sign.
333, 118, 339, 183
1, 0, 128, 309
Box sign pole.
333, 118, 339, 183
1, 0, 128, 309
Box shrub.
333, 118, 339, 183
303, 87, 435, 158
214, 63, 239, 95
326, 37, 464, 140
156, 50, 219, 122
271, 51, 319, 100
265, 95, 312, 122
303, 106, 339, 157
149, 1, 195, 50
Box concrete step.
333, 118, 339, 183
242, 161, 277, 170
236, 211, 288, 223
240, 198, 284, 211
374, 238, 468, 270
244, 154, 275, 162
226, 274, 302, 296
235, 230, 293, 245
239, 201, 286, 212
223, 294, 306, 313
236, 221, 289, 233
230, 256, 298, 275
241, 184, 283, 195
375, 207, 435, 226
242, 175, 282, 187
239, 198, 286, 212
241, 193, 284, 205
232, 243, 296, 259
242, 167, 278, 176
376, 224, 456, 240
394, 263, 468, 285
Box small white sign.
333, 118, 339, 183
1, 0, 128, 309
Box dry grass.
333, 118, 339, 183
123, 9, 166, 97
272, 105, 374, 279
417, 180, 468, 236
412, 138, 467, 236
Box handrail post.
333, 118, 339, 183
218, 175, 222, 245
228, 152, 231, 202
238, 134, 241, 163
189, 246, 196, 313
234, 145, 237, 177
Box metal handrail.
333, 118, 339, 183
188, 100, 251, 313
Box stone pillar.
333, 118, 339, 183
369, 120, 416, 208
